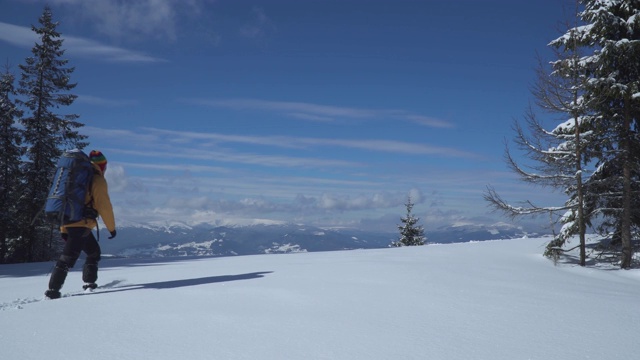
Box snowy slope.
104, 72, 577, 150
1, 238, 640, 360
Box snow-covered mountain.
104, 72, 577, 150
99, 223, 393, 258
427, 221, 545, 243
97, 221, 540, 258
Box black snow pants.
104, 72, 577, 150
48, 227, 101, 291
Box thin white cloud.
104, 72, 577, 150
76, 94, 138, 107
287, 113, 335, 123
108, 147, 359, 169
188, 98, 376, 118
118, 162, 231, 174
141, 128, 303, 149
142, 127, 480, 159
0, 21, 166, 63
63, 36, 167, 62
305, 138, 481, 158
45, 0, 205, 42
0, 22, 36, 47
184, 98, 456, 128
83, 126, 160, 144
405, 114, 455, 128
240, 7, 276, 40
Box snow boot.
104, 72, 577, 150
82, 263, 98, 284
49, 261, 69, 290
44, 289, 61, 299
83, 283, 98, 291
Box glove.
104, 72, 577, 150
108, 230, 117, 239
61, 233, 68, 241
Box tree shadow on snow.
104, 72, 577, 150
75, 271, 273, 296
551, 238, 640, 269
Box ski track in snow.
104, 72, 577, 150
0, 279, 128, 311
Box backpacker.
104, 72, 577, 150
44, 149, 95, 226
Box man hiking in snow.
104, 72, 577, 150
45, 150, 117, 299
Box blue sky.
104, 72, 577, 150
0, 0, 573, 231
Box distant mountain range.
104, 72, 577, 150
97, 221, 548, 258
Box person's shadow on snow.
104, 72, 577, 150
75, 272, 273, 296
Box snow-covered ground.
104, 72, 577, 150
1, 237, 639, 360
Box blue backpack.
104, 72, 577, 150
44, 150, 95, 226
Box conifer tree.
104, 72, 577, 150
487, 0, 640, 268
391, 198, 426, 247
0, 67, 24, 263
566, 0, 640, 269
484, 2, 596, 266
15, 6, 86, 262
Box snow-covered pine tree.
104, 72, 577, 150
0, 67, 24, 264
569, 0, 640, 269
484, 1, 597, 266
15, 6, 86, 262
535, 1, 599, 266
391, 198, 426, 247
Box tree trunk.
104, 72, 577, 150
570, 55, 586, 266
575, 114, 586, 266
621, 164, 632, 269
620, 99, 633, 269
